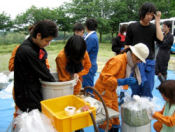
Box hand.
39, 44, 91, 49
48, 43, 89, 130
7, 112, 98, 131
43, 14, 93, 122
126, 77, 137, 86
73, 73, 79, 84
118, 77, 137, 86
154, 11, 161, 22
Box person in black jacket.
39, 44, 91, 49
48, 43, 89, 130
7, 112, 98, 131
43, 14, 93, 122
112, 24, 127, 54
14, 20, 58, 112
156, 21, 174, 83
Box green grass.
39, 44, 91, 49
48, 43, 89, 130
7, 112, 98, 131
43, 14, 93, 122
0, 42, 113, 72
1, 42, 175, 72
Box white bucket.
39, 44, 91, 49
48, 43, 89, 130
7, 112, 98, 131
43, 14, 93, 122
41, 73, 77, 100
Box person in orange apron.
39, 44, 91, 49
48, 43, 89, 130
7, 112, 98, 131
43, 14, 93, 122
55, 35, 91, 95
95, 43, 149, 132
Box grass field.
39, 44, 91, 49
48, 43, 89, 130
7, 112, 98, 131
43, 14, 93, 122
0, 42, 114, 72
0, 42, 175, 73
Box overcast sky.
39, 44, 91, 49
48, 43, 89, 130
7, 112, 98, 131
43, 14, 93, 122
0, 0, 71, 19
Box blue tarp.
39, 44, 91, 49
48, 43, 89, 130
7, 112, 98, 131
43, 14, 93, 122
0, 70, 175, 132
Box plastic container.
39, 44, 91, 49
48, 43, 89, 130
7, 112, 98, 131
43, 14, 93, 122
122, 122, 151, 132
41, 95, 96, 132
41, 73, 77, 100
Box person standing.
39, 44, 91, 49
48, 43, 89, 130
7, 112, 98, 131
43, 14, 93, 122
14, 20, 58, 113
112, 24, 128, 55
125, 2, 163, 98
155, 21, 174, 83
82, 18, 99, 92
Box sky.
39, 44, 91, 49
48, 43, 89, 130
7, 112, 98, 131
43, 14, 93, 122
0, 0, 71, 19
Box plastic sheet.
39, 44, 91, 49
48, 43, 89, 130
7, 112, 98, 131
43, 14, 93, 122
14, 109, 56, 132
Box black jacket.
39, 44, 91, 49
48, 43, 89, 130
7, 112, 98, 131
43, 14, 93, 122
14, 37, 55, 112
156, 32, 174, 75
112, 36, 125, 54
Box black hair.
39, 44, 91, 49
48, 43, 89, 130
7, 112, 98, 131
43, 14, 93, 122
139, 2, 156, 20
120, 24, 128, 34
64, 35, 87, 75
163, 21, 172, 30
31, 20, 58, 39
157, 80, 175, 106
85, 18, 98, 31
73, 23, 84, 32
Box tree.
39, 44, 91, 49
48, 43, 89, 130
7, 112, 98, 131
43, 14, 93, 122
14, 6, 56, 32
109, 1, 128, 37
0, 12, 13, 32
53, 7, 72, 40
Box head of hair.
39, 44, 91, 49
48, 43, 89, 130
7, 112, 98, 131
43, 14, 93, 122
157, 80, 175, 105
163, 21, 172, 30
85, 18, 98, 31
139, 2, 156, 20
31, 20, 58, 39
64, 35, 87, 74
73, 23, 84, 32
120, 24, 128, 34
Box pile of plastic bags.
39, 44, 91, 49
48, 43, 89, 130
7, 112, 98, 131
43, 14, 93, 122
14, 109, 56, 132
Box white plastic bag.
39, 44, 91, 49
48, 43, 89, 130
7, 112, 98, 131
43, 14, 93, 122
14, 109, 56, 132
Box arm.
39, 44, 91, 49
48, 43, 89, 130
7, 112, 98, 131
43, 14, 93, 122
78, 51, 91, 77
20, 47, 55, 82
155, 11, 164, 41
153, 106, 175, 127
45, 59, 50, 69
86, 37, 97, 53
8, 45, 19, 71
157, 34, 174, 48
100, 58, 123, 91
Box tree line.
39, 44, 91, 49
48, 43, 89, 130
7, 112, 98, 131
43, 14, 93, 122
0, 0, 175, 43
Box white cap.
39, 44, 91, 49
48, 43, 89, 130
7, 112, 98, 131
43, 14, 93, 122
129, 43, 149, 63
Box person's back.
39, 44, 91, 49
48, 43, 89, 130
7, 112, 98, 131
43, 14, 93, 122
55, 35, 91, 95
112, 24, 127, 54
14, 20, 58, 112
83, 18, 99, 89
86, 32, 98, 72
